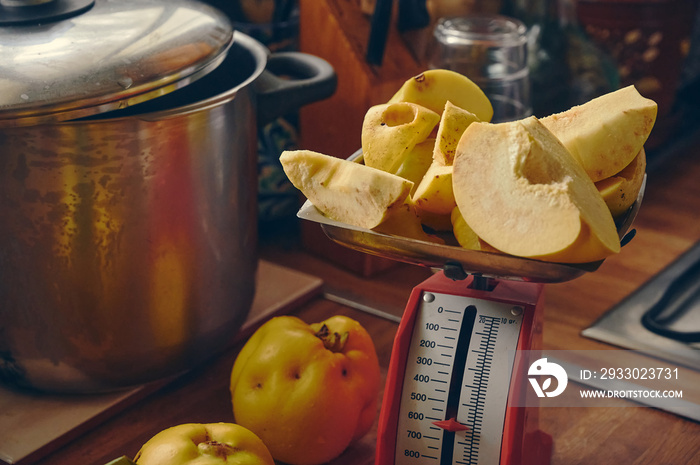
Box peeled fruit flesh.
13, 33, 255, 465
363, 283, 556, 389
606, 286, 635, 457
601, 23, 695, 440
374, 201, 444, 243
412, 162, 456, 216
450, 207, 500, 252
388, 69, 494, 123
450, 207, 481, 250
452, 116, 621, 263
394, 138, 435, 195
433, 101, 481, 166
361, 102, 440, 173
280, 150, 412, 230
596, 148, 646, 217
540, 85, 657, 182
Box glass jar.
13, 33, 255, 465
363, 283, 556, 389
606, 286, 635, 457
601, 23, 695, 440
430, 15, 532, 122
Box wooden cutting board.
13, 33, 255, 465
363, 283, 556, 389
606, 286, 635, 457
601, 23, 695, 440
0, 260, 323, 465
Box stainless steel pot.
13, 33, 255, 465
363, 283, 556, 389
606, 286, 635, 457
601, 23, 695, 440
0, 0, 336, 392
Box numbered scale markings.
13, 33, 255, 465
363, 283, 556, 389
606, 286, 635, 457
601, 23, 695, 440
395, 292, 524, 465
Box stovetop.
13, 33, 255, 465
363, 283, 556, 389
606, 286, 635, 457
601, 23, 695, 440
583, 240, 700, 371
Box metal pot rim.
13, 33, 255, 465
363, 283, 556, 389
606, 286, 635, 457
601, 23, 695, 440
74, 31, 269, 124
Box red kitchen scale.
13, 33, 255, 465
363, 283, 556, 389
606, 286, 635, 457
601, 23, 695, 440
297, 173, 643, 465
375, 271, 551, 465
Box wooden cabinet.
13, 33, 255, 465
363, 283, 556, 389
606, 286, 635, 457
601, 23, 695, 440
297, 0, 426, 275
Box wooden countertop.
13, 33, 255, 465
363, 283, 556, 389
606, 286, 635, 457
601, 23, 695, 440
22, 144, 700, 465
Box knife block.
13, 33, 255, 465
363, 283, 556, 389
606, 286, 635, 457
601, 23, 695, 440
297, 0, 425, 276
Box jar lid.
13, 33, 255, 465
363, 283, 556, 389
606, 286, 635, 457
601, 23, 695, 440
0, 0, 233, 127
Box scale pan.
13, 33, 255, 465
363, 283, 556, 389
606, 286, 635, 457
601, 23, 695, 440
297, 150, 645, 284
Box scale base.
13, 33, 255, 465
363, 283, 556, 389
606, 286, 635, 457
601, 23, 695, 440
522, 430, 553, 465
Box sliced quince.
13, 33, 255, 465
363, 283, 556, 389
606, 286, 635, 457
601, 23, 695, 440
388, 69, 494, 122
452, 116, 620, 263
361, 102, 440, 174
450, 206, 481, 250
394, 138, 435, 195
280, 150, 412, 230
540, 85, 657, 182
433, 101, 481, 166
374, 200, 444, 244
596, 148, 646, 218
412, 161, 456, 231
413, 162, 455, 216
450, 207, 500, 252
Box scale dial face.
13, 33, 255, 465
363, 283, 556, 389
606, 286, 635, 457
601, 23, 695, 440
394, 291, 524, 465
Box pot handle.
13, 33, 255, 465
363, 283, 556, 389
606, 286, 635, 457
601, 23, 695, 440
255, 51, 337, 125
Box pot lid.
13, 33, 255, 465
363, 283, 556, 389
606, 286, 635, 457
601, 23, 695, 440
0, 0, 233, 127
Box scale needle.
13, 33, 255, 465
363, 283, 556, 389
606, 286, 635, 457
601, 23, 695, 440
432, 417, 470, 432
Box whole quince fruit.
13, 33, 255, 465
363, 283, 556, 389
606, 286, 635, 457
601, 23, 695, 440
134, 422, 274, 465
230, 315, 381, 465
